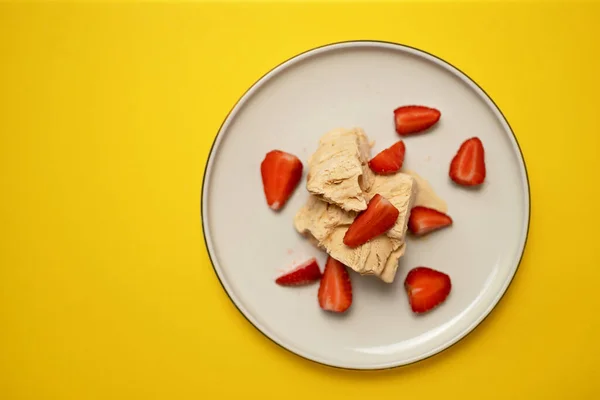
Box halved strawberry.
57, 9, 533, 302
449, 137, 486, 186
343, 194, 399, 247
369, 141, 406, 175
260, 150, 303, 210
318, 257, 352, 313
394, 105, 441, 136
404, 267, 452, 314
275, 258, 322, 286
408, 206, 453, 236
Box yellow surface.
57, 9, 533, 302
1, 2, 599, 399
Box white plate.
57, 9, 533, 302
202, 41, 530, 369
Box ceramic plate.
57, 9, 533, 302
202, 41, 529, 369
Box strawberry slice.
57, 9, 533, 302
343, 194, 399, 247
369, 141, 406, 175
449, 137, 486, 186
394, 105, 441, 135
275, 258, 322, 286
404, 267, 452, 314
260, 150, 303, 210
408, 206, 453, 236
318, 257, 352, 313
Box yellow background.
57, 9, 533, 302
1, 2, 599, 399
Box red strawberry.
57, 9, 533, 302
449, 137, 486, 186
408, 206, 453, 236
404, 267, 452, 314
369, 141, 406, 175
260, 150, 303, 210
275, 258, 322, 286
318, 257, 352, 313
343, 194, 399, 247
394, 105, 441, 135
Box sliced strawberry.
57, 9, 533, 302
408, 206, 453, 236
394, 105, 441, 136
343, 194, 399, 247
369, 141, 406, 175
260, 150, 303, 210
318, 257, 352, 313
404, 267, 452, 314
275, 258, 322, 286
449, 137, 486, 186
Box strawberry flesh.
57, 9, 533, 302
449, 137, 486, 186
275, 258, 322, 286
343, 194, 400, 247
260, 150, 303, 210
404, 267, 452, 314
408, 206, 453, 236
369, 141, 406, 175
318, 257, 352, 313
394, 105, 441, 136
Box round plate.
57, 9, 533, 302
202, 41, 530, 369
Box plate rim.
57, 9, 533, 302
200, 40, 531, 370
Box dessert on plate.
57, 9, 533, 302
262, 104, 486, 315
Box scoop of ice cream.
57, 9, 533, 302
306, 127, 375, 212
294, 173, 417, 282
